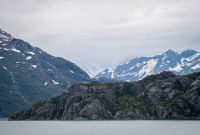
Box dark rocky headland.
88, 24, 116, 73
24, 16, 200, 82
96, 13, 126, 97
9, 71, 200, 120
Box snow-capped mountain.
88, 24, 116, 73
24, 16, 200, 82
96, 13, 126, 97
0, 29, 90, 117
95, 49, 200, 81
83, 63, 107, 78
83, 61, 118, 78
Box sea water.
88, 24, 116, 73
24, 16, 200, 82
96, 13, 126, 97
0, 120, 199, 135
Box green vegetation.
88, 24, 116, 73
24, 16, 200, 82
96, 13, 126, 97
185, 72, 200, 80
197, 88, 200, 96
160, 99, 176, 106
79, 81, 103, 87
135, 96, 148, 105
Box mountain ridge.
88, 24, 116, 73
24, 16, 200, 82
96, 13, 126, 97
95, 49, 200, 81
9, 71, 200, 120
0, 29, 90, 117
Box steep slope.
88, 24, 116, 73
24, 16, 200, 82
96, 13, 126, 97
0, 29, 90, 117
10, 71, 200, 120
95, 49, 200, 81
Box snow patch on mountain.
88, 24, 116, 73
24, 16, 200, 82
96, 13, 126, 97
0, 34, 10, 41
137, 59, 158, 78
11, 48, 21, 53
191, 64, 200, 70
95, 49, 200, 81
27, 51, 35, 55
169, 63, 182, 72
70, 70, 74, 73
108, 67, 115, 78
4, 48, 9, 51
26, 56, 32, 60
52, 80, 59, 85
44, 82, 48, 86
3, 66, 8, 70
83, 61, 119, 78
31, 65, 37, 68
186, 53, 200, 61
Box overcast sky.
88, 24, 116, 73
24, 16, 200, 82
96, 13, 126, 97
1, 0, 200, 76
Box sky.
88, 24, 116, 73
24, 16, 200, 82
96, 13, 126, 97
0, 0, 200, 77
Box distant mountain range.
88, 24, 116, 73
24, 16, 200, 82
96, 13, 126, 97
0, 29, 90, 117
95, 49, 200, 81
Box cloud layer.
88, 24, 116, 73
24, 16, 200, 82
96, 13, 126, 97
1, 0, 200, 76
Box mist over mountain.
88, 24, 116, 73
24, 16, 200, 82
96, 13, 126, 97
95, 49, 200, 81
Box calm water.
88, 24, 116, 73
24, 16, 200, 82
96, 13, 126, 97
0, 120, 200, 135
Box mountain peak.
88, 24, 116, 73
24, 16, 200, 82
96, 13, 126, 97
0, 28, 13, 41
0, 29, 91, 117
162, 49, 178, 56
95, 49, 200, 81
180, 49, 198, 57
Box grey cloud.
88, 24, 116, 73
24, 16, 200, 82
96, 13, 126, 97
0, 0, 200, 76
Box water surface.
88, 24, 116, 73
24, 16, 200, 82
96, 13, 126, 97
0, 120, 199, 135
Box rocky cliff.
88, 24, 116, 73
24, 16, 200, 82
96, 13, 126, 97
10, 71, 200, 120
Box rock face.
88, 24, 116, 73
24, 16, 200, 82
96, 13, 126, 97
95, 49, 200, 81
0, 29, 90, 117
10, 71, 200, 120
